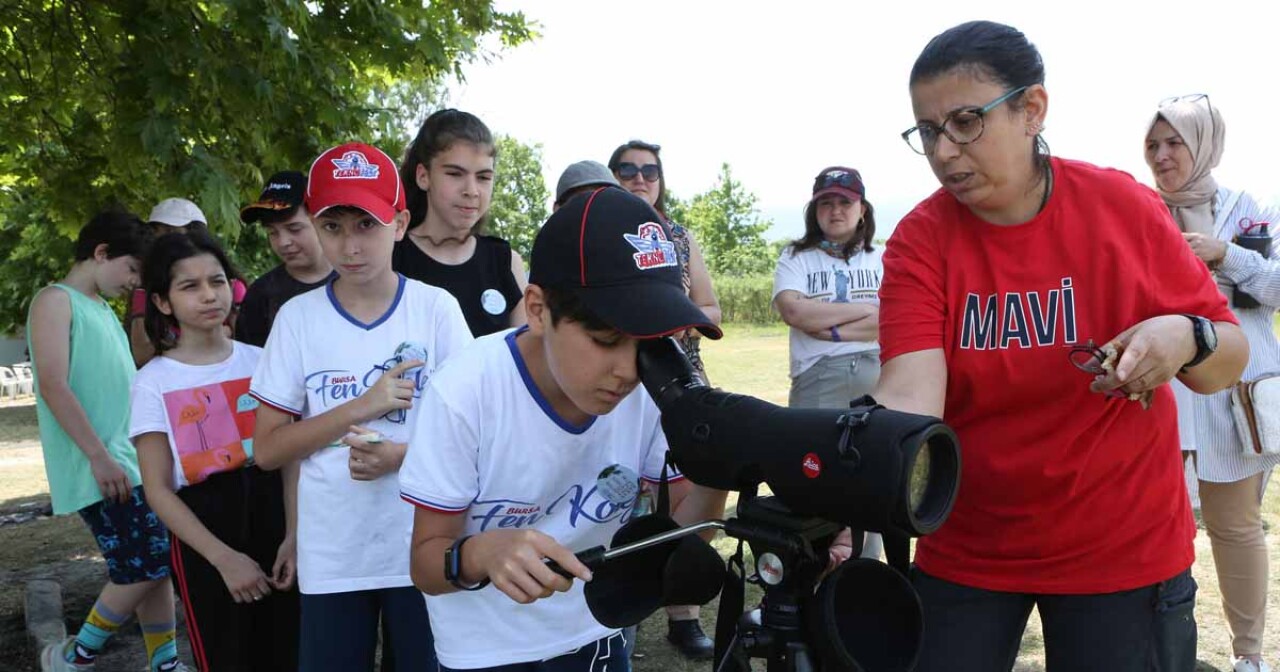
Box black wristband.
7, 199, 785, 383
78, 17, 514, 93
1180, 314, 1217, 370
444, 535, 490, 591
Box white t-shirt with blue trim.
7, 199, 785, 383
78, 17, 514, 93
399, 327, 677, 669
250, 275, 472, 595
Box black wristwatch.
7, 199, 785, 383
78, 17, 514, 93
444, 535, 489, 591
1181, 314, 1218, 370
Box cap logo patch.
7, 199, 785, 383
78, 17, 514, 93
624, 222, 678, 271
266, 182, 292, 192
331, 151, 380, 180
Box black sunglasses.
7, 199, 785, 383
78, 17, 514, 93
814, 169, 861, 193
615, 162, 661, 182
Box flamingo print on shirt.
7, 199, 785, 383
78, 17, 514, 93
164, 378, 259, 485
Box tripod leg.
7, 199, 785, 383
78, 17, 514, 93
784, 641, 816, 672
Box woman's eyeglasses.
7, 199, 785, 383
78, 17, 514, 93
1158, 93, 1217, 144
615, 162, 661, 182
1068, 340, 1127, 400
901, 86, 1028, 156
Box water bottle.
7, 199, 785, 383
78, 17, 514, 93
1233, 223, 1270, 309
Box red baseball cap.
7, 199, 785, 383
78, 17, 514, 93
305, 142, 405, 225
810, 166, 865, 205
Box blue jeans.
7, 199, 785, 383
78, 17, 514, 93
910, 567, 1197, 671
299, 587, 435, 671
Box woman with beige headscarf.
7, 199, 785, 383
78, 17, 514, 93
1146, 95, 1280, 672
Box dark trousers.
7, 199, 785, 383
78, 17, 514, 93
299, 587, 435, 672
170, 466, 300, 671
439, 632, 629, 672
911, 567, 1197, 672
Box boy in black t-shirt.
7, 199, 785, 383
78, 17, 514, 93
235, 171, 335, 346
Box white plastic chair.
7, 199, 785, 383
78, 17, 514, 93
11, 364, 33, 397
0, 367, 19, 401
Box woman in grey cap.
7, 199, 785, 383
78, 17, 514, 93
553, 160, 618, 210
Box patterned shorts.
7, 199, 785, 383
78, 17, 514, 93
77, 485, 171, 585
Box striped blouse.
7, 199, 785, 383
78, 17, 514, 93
1174, 186, 1280, 483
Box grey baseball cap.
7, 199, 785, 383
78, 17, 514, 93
555, 160, 619, 204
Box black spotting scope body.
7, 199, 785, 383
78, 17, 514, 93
637, 337, 961, 538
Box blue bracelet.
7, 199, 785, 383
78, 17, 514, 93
830, 326, 841, 342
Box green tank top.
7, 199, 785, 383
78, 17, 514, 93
28, 284, 140, 514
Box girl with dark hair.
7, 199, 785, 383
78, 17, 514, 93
773, 166, 884, 564
394, 108, 527, 336
608, 139, 721, 660
1145, 96, 1280, 672
128, 198, 247, 367
131, 231, 299, 671
875, 20, 1248, 671
774, 166, 882, 408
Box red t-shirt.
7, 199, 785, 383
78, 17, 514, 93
879, 158, 1236, 593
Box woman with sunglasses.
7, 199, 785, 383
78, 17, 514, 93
607, 139, 721, 661
1145, 96, 1280, 672
875, 21, 1247, 671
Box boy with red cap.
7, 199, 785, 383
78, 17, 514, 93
250, 143, 472, 671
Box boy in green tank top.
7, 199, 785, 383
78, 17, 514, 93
27, 208, 186, 672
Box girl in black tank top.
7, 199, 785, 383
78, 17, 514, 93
392, 235, 522, 336
395, 109, 527, 337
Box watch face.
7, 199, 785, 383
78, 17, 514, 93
1203, 318, 1218, 351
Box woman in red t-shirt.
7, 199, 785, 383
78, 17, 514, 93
878, 20, 1247, 672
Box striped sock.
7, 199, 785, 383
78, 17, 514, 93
142, 621, 178, 672
68, 600, 127, 664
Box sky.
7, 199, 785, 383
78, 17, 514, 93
445, 1, 1280, 241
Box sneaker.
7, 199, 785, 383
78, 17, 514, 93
149, 660, 191, 672
666, 618, 714, 660
40, 638, 92, 672
1234, 658, 1273, 672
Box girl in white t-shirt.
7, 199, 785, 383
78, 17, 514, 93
131, 231, 298, 671
774, 166, 885, 407
773, 166, 885, 561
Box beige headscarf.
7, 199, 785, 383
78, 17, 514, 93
1147, 98, 1225, 235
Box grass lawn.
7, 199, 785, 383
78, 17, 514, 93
0, 322, 1276, 671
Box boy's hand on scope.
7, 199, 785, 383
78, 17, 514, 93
358, 359, 423, 419
468, 530, 592, 604
825, 527, 855, 576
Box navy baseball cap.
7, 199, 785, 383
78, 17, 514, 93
240, 171, 307, 223
529, 187, 722, 340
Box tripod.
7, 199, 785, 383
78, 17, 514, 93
713, 494, 843, 672
561, 494, 921, 671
